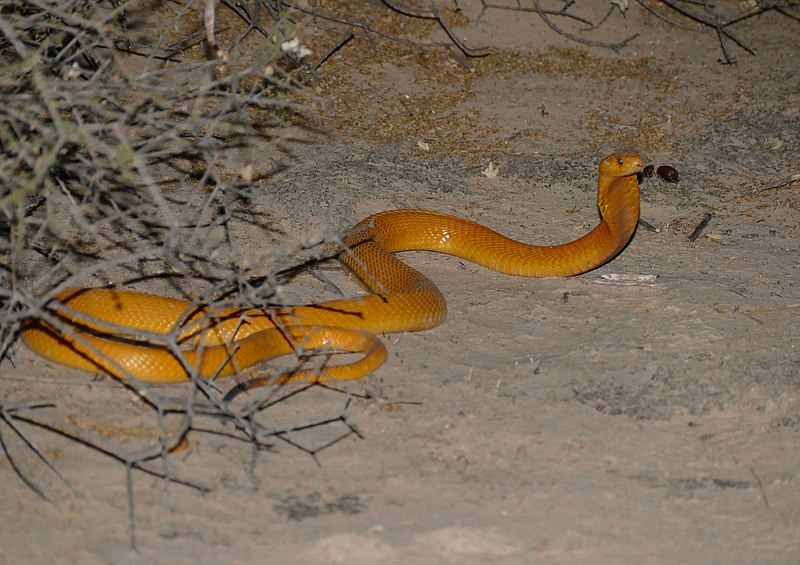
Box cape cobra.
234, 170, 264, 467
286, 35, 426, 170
21, 151, 643, 387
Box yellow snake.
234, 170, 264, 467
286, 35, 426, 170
21, 151, 643, 386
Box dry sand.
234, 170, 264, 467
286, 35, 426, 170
1, 3, 798, 564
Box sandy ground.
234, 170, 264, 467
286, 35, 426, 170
2, 3, 799, 564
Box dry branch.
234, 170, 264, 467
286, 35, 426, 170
639, 0, 800, 63
0, 0, 362, 550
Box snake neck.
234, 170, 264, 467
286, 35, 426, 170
480, 170, 640, 277
595, 171, 641, 256
342, 168, 641, 283
539, 171, 639, 276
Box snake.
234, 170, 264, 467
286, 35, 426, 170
21, 151, 643, 388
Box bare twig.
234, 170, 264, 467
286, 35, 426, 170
637, 218, 661, 233
754, 172, 800, 194
480, 0, 640, 50
382, 0, 490, 57
637, 0, 700, 30
640, 0, 797, 62
205, 0, 219, 50
534, 0, 639, 50
312, 32, 355, 71
687, 212, 713, 241
750, 467, 770, 510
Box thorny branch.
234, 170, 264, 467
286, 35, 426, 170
0, 0, 366, 551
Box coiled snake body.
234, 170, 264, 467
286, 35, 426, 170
22, 151, 643, 386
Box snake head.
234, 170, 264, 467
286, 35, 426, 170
600, 151, 644, 179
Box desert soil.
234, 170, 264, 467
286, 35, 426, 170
1, 3, 799, 564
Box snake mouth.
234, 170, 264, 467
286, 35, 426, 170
601, 151, 644, 179
628, 161, 644, 175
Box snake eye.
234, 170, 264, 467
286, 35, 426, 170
617, 158, 624, 166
